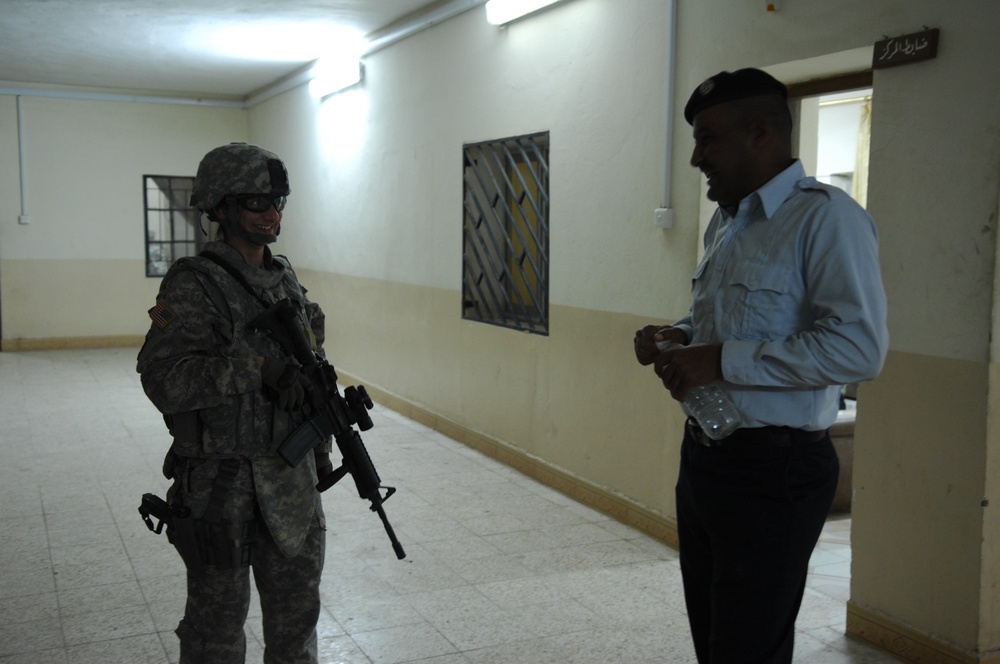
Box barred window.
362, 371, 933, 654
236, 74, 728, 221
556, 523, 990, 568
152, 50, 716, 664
462, 132, 550, 335
144, 175, 203, 277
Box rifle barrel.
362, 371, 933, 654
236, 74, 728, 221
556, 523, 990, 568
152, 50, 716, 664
376, 505, 407, 560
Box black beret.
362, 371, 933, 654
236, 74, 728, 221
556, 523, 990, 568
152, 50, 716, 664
684, 68, 788, 124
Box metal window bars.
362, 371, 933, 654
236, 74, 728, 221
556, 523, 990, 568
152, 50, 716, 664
462, 132, 550, 335
143, 175, 201, 277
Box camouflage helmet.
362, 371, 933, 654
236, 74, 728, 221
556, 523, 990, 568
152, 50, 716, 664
190, 142, 291, 211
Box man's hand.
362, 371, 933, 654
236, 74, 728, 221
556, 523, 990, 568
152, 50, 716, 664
634, 325, 686, 365
653, 343, 724, 402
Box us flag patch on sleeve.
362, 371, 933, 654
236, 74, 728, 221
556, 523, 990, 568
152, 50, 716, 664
148, 300, 176, 329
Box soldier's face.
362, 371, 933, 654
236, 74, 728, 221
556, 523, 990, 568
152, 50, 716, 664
237, 204, 281, 240
217, 199, 282, 246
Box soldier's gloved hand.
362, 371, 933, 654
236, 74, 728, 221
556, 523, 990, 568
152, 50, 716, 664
260, 357, 308, 411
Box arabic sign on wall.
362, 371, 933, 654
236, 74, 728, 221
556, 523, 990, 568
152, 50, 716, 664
873, 28, 939, 70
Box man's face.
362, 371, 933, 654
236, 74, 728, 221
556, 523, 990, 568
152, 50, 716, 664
689, 103, 758, 208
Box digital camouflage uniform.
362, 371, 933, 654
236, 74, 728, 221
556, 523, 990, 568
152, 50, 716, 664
137, 146, 331, 664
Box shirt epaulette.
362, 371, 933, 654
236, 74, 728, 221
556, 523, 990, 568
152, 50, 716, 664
795, 178, 836, 200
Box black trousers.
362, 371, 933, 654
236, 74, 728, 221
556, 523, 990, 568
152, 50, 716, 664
675, 426, 839, 664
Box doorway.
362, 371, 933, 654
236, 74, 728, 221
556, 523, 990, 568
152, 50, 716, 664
795, 78, 875, 604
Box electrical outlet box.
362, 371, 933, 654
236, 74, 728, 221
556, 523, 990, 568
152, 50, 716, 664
654, 208, 674, 229
18, 215, 31, 225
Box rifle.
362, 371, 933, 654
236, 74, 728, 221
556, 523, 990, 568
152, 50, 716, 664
249, 299, 406, 560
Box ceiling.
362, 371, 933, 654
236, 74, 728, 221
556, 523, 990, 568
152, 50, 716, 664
0, 0, 468, 101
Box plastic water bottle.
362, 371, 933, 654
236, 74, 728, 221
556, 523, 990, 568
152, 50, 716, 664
682, 382, 742, 440
657, 341, 741, 440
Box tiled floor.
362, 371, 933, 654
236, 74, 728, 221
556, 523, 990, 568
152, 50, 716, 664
0, 348, 900, 663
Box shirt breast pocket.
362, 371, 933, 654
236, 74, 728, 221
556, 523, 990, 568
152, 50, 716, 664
729, 263, 798, 340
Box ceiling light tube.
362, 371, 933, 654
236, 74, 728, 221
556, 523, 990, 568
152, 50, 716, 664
309, 59, 363, 99
485, 0, 562, 26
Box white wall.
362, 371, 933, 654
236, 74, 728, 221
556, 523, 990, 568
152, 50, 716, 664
0, 94, 247, 341
246, 0, 690, 518
264, 1, 695, 322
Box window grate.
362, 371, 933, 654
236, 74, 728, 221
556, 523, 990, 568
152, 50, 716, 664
144, 175, 202, 277
462, 132, 550, 335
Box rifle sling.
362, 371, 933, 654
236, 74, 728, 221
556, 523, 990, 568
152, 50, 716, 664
199, 250, 271, 310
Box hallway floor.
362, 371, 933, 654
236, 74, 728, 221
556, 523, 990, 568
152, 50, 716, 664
0, 348, 899, 663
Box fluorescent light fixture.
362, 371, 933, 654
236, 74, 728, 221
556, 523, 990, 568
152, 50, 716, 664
308, 29, 366, 99
309, 59, 363, 98
485, 0, 562, 25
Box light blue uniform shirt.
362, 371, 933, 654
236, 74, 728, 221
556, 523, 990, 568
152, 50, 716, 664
673, 160, 888, 431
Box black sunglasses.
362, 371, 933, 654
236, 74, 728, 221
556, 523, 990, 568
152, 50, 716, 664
235, 194, 287, 213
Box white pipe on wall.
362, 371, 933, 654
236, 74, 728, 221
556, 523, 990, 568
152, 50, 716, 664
0, 86, 244, 108
16, 95, 28, 223
655, 0, 677, 229
364, 0, 488, 56
663, 0, 677, 211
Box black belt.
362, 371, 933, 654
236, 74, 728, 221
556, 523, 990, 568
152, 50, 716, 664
685, 418, 827, 449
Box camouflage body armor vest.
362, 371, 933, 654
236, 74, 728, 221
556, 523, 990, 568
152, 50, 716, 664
138, 242, 317, 460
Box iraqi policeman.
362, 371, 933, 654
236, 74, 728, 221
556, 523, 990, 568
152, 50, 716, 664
635, 70, 888, 662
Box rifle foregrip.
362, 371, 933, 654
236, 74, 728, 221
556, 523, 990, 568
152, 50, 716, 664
337, 429, 381, 501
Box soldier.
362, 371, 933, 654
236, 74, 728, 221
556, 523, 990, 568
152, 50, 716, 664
137, 143, 331, 664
